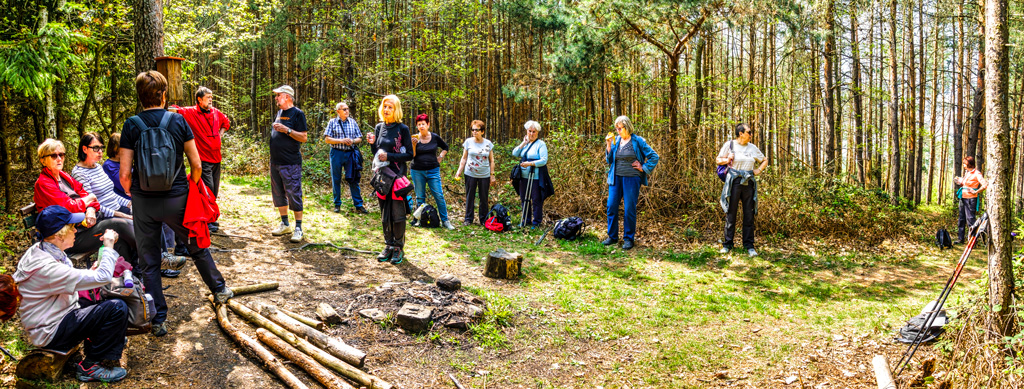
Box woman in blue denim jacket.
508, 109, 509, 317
603, 116, 659, 250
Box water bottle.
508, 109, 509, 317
122, 270, 134, 288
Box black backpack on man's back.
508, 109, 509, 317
128, 112, 178, 191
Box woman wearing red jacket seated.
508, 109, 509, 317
34, 138, 137, 266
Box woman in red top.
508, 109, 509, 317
34, 139, 137, 265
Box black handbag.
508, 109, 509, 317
371, 167, 397, 197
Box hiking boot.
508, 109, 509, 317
601, 237, 618, 246
209, 222, 219, 233
389, 248, 405, 264
173, 244, 189, 257
76, 361, 127, 383
622, 240, 635, 250
271, 223, 293, 236
214, 287, 234, 304
161, 252, 187, 271
332, 206, 341, 213
719, 247, 731, 254
290, 227, 304, 243
160, 269, 181, 278
151, 322, 168, 337
443, 221, 456, 230
747, 248, 758, 257
377, 246, 394, 262
355, 206, 368, 214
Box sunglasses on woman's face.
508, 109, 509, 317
88, 145, 104, 152
46, 152, 66, 160
471, 128, 482, 132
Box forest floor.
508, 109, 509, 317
0, 174, 985, 389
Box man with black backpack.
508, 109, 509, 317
119, 71, 233, 337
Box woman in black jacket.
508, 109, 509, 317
366, 95, 413, 264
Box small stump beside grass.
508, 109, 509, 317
484, 249, 522, 280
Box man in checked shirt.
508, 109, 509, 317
323, 102, 367, 214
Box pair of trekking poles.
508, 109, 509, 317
892, 212, 989, 376
518, 171, 536, 229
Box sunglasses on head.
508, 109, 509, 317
46, 152, 66, 160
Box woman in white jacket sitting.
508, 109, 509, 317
13, 205, 129, 383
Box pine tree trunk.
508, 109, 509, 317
131, 0, 165, 76
926, 21, 940, 204
810, 39, 821, 171
0, 93, 10, 212
851, 10, 866, 186
983, 0, 1015, 338
824, 0, 837, 174
887, 0, 901, 204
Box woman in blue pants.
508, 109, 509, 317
602, 116, 659, 250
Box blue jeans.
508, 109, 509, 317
410, 167, 449, 222
329, 149, 363, 208
606, 175, 641, 241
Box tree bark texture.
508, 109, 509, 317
131, 0, 165, 76
256, 329, 356, 389
983, 0, 1015, 338
211, 300, 310, 389
887, 0, 901, 204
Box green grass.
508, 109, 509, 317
197, 174, 986, 386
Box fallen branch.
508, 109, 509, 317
258, 303, 365, 367
209, 298, 309, 389
256, 329, 356, 389
286, 242, 376, 255
226, 300, 391, 389
231, 282, 280, 296
279, 307, 325, 331
448, 373, 467, 389
212, 231, 258, 241
873, 355, 896, 389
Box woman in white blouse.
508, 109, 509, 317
716, 123, 768, 257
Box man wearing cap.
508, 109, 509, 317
269, 85, 308, 242
170, 86, 231, 232
323, 102, 366, 214
14, 205, 130, 383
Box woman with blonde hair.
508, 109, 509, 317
366, 95, 413, 264
603, 116, 659, 250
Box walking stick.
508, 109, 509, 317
892, 213, 989, 376
519, 171, 534, 229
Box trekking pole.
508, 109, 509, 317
892, 213, 989, 376
519, 172, 534, 229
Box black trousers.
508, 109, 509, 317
45, 299, 128, 362
958, 197, 979, 242
69, 218, 137, 267
133, 193, 226, 324
464, 175, 490, 224
723, 180, 756, 249
201, 161, 221, 198
379, 196, 407, 248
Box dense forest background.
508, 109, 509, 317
2, 0, 1023, 230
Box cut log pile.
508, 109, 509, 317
209, 283, 394, 389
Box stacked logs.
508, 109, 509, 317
209, 283, 393, 389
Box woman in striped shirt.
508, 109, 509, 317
72, 133, 132, 220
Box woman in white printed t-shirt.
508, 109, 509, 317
455, 120, 496, 225
716, 123, 769, 257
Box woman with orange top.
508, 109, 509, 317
953, 156, 988, 243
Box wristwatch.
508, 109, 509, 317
287, 128, 292, 135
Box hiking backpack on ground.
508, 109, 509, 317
935, 228, 953, 250
129, 112, 178, 191
484, 203, 512, 232
552, 217, 586, 240
416, 204, 441, 228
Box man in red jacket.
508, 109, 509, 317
171, 86, 230, 232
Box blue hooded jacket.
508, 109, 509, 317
605, 135, 659, 186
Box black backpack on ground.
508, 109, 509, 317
484, 203, 512, 232
552, 217, 586, 241
128, 112, 178, 191
418, 204, 441, 228
935, 228, 953, 250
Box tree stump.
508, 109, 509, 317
436, 274, 461, 291
15, 344, 81, 389
484, 249, 522, 280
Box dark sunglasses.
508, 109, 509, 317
45, 152, 66, 160
87, 145, 104, 152
471, 128, 483, 132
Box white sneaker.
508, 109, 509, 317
748, 248, 758, 257
719, 247, 730, 254
290, 228, 304, 243
271, 223, 293, 236
443, 221, 455, 230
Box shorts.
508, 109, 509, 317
270, 164, 303, 212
